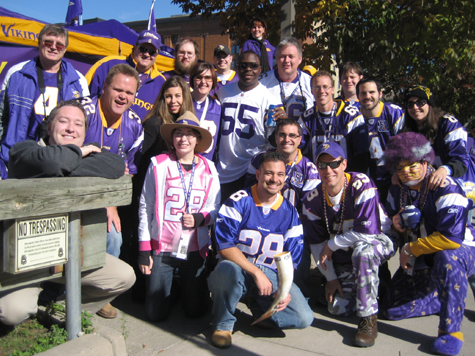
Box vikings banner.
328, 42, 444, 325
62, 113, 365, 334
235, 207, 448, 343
0, 6, 173, 84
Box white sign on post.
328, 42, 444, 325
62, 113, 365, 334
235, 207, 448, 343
15, 214, 68, 272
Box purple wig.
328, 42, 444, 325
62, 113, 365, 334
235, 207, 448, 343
383, 132, 435, 173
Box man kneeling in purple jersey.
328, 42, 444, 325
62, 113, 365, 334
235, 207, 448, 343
301, 142, 395, 347
208, 151, 314, 349
383, 132, 475, 356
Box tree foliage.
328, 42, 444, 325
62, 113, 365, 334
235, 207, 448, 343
173, 0, 475, 122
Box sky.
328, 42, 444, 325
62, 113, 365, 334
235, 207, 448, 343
0, 0, 185, 24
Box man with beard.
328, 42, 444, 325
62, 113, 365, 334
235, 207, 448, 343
356, 77, 405, 202
208, 151, 313, 348
162, 38, 199, 86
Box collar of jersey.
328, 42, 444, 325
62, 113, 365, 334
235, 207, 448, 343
99, 99, 122, 129
325, 172, 351, 207
130, 55, 162, 80
286, 149, 302, 165
216, 70, 236, 83
275, 69, 301, 84
373, 101, 384, 118
251, 184, 283, 210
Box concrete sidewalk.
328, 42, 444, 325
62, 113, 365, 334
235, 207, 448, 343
91, 255, 475, 356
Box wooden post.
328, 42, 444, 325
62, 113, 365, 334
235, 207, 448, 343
0, 176, 132, 339
66, 212, 81, 340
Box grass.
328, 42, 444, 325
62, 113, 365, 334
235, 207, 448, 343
0, 303, 94, 356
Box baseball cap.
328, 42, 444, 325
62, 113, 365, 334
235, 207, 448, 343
214, 45, 231, 57
315, 142, 346, 162
137, 30, 161, 49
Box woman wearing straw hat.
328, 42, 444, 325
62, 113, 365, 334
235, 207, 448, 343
138, 111, 221, 322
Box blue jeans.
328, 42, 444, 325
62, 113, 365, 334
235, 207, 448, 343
208, 260, 314, 331
146, 251, 209, 322
106, 224, 122, 258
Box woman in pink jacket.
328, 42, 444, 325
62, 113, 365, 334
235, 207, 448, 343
138, 111, 220, 322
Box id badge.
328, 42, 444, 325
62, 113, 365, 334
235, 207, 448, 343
173, 232, 191, 260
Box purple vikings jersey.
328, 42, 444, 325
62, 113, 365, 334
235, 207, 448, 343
301, 172, 383, 264
215, 185, 304, 271
298, 100, 368, 163
335, 95, 362, 111
162, 70, 190, 87
193, 95, 221, 161
86, 55, 166, 120
365, 102, 405, 185
245, 149, 321, 212
432, 114, 475, 194
387, 176, 475, 247
81, 96, 143, 175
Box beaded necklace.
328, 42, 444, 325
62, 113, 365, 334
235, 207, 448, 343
399, 165, 434, 212
322, 175, 348, 236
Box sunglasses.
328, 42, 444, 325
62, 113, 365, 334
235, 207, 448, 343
238, 62, 260, 70
405, 98, 427, 109
277, 133, 300, 139
138, 46, 158, 56
42, 40, 66, 52
195, 75, 213, 82
317, 158, 344, 170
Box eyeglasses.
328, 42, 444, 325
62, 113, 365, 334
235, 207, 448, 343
195, 75, 213, 82
277, 133, 300, 139
138, 46, 157, 56
311, 85, 333, 92
42, 40, 66, 52
405, 99, 427, 109
317, 158, 344, 170
238, 62, 260, 70
177, 51, 195, 58
174, 132, 198, 139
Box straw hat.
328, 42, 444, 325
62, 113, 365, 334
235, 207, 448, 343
160, 111, 213, 154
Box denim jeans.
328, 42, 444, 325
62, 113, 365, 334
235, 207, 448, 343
106, 224, 122, 258
145, 251, 209, 322
208, 260, 314, 331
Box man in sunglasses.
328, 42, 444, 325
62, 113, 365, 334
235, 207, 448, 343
0, 24, 89, 179
86, 30, 166, 120
298, 70, 369, 174
383, 132, 475, 356
216, 50, 282, 203
301, 141, 394, 348
260, 37, 314, 120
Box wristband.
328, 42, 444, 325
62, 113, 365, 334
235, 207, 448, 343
440, 165, 452, 176
403, 243, 414, 257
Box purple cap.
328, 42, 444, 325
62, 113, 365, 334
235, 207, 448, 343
315, 142, 346, 162
137, 30, 161, 49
